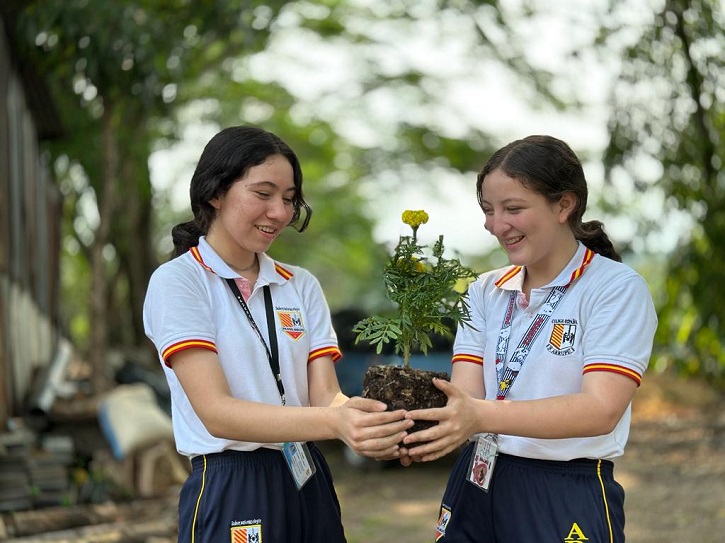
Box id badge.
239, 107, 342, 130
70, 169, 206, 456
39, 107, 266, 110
281, 442, 316, 490
466, 434, 498, 492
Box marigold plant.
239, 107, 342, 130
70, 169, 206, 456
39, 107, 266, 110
353, 210, 479, 366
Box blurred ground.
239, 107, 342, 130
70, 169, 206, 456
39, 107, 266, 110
329, 375, 725, 543
327, 370, 725, 543
2, 371, 723, 542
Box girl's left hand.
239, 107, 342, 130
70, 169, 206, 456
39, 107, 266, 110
402, 378, 478, 462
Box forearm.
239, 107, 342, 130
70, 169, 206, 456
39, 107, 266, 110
473, 393, 625, 439
199, 396, 342, 443
404, 372, 637, 462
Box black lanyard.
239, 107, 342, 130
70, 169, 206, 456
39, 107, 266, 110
225, 278, 285, 405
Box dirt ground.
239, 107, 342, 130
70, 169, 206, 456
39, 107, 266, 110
2, 371, 723, 542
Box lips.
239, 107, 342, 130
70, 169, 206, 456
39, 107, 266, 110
504, 235, 524, 246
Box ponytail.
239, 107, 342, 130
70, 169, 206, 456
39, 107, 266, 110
171, 220, 204, 258
575, 220, 621, 262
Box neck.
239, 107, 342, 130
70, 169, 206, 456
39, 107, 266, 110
204, 231, 259, 277
523, 240, 578, 294
230, 253, 258, 274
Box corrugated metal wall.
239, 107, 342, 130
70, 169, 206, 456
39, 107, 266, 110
0, 12, 63, 428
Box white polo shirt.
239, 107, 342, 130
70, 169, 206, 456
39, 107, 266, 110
143, 237, 341, 456
453, 242, 657, 461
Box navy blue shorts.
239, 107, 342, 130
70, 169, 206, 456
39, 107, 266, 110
178, 442, 346, 543
435, 442, 625, 543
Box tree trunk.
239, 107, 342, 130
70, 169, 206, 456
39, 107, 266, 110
89, 101, 119, 394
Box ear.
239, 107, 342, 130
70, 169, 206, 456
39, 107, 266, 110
209, 196, 222, 210
557, 192, 577, 223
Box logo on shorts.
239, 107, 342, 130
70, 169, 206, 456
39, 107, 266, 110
546, 319, 577, 356
276, 308, 305, 340
435, 505, 451, 541
231, 522, 262, 543
563, 522, 588, 542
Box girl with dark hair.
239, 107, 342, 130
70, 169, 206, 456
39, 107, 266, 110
402, 135, 657, 542
143, 126, 411, 543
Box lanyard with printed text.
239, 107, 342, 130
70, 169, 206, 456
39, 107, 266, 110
494, 248, 595, 399
494, 285, 568, 399
225, 278, 286, 405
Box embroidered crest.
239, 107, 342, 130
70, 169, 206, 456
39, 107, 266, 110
435, 505, 451, 541
231, 523, 262, 543
546, 319, 577, 356
277, 309, 305, 340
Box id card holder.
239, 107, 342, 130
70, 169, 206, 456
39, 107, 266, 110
466, 433, 499, 492
282, 442, 316, 490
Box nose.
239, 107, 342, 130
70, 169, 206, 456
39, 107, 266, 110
266, 196, 292, 221
485, 213, 509, 238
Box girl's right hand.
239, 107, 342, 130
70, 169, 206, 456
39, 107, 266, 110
337, 397, 413, 459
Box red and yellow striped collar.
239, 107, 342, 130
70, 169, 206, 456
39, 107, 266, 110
494, 246, 595, 289
188, 244, 294, 282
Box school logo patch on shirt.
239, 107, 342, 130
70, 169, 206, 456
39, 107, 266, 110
276, 308, 305, 340
230, 522, 262, 543
546, 319, 577, 356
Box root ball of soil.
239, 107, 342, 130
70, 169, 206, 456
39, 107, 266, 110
361, 365, 449, 433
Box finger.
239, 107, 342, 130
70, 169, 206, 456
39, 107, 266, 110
402, 426, 437, 446
369, 419, 414, 438
432, 377, 459, 396
407, 439, 458, 462
347, 419, 412, 449
378, 442, 410, 461
355, 417, 415, 440
405, 407, 445, 422
356, 437, 405, 458
406, 443, 447, 462
371, 409, 408, 422
346, 396, 388, 412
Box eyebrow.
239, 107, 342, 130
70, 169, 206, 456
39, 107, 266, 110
247, 180, 296, 193
481, 197, 527, 206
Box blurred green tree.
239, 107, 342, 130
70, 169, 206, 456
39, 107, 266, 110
16, 0, 289, 390
599, 0, 725, 386
13, 0, 567, 389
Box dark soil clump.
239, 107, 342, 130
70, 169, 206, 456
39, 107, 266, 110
362, 365, 449, 433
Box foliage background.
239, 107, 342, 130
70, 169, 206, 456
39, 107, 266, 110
10, 0, 725, 390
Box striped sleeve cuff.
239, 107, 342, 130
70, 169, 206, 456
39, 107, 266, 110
309, 346, 342, 364
583, 363, 642, 386
452, 353, 483, 365
161, 339, 217, 367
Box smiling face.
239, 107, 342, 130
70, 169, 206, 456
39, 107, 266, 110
206, 154, 295, 270
480, 168, 578, 289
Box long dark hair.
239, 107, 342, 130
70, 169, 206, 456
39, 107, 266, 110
171, 126, 312, 256
476, 135, 621, 261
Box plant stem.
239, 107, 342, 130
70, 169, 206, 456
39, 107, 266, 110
403, 342, 411, 368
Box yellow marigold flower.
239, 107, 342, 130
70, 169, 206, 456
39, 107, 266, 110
396, 256, 428, 273
402, 210, 429, 229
